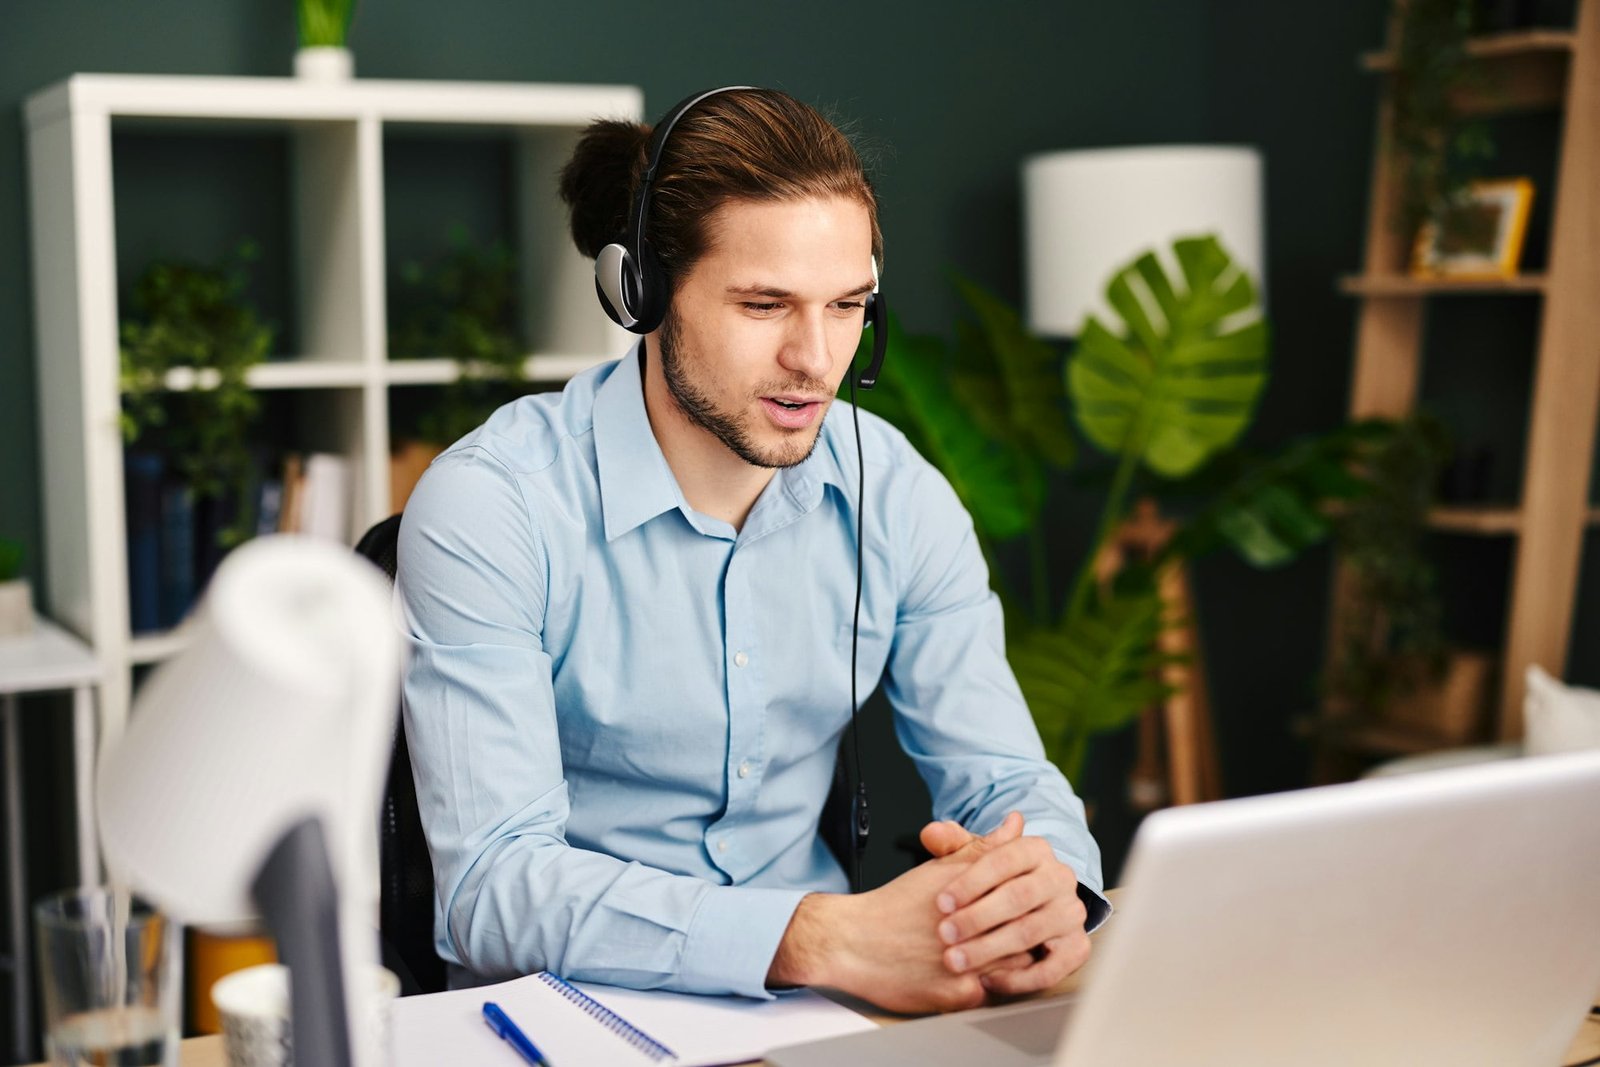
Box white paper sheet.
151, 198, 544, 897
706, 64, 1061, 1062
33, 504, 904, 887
391, 972, 878, 1066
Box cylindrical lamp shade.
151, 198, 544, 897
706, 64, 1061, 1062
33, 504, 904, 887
1024, 145, 1265, 337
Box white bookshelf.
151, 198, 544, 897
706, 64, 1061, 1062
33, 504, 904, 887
25, 73, 641, 745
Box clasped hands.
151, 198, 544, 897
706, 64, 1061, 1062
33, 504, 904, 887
770, 811, 1091, 1013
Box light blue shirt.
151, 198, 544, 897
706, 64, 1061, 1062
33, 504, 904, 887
397, 343, 1106, 999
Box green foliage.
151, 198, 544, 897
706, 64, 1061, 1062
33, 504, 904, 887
860, 237, 1377, 782
390, 228, 526, 446
1009, 572, 1178, 782
119, 244, 272, 546
1069, 237, 1269, 478
1325, 415, 1452, 717
298, 0, 357, 47
1166, 422, 1388, 568
1390, 0, 1498, 242
0, 539, 22, 583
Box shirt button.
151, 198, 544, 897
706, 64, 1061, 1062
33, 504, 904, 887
733, 651, 749, 668
716, 839, 729, 853
738, 761, 751, 779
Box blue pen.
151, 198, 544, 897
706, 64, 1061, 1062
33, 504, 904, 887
483, 1001, 552, 1066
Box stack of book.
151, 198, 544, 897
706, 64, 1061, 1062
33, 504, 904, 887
125, 451, 352, 633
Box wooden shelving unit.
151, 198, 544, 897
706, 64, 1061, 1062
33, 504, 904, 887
1322, 1, 1600, 763
25, 73, 642, 748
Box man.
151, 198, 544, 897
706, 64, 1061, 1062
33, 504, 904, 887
397, 87, 1108, 1014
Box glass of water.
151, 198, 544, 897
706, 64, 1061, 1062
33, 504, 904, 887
34, 888, 179, 1067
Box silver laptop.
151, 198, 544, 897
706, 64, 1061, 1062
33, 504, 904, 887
767, 750, 1600, 1067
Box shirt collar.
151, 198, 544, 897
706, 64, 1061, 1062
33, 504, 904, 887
592, 341, 857, 542
593, 343, 686, 542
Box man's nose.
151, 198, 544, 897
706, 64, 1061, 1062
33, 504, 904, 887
778, 310, 833, 382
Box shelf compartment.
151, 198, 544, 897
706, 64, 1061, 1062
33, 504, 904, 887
1362, 29, 1575, 114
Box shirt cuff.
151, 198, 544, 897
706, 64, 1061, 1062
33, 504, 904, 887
1077, 881, 1113, 934
679, 885, 810, 999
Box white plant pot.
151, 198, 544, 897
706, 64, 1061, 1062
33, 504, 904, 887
0, 579, 34, 637
294, 46, 353, 81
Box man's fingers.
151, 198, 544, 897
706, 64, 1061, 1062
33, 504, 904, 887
979, 936, 1089, 997
936, 833, 1052, 915
918, 820, 974, 859
941, 894, 1080, 974
937, 869, 1054, 946
979, 950, 1035, 975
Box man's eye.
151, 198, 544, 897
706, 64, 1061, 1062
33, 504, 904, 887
743, 302, 782, 312
835, 301, 867, 312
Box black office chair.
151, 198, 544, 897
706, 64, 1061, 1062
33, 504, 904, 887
355, 513, 862, 996
355, 514, 446, 996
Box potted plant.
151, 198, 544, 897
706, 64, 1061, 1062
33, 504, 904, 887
0, 538, 31, 636
1389, 0, 1499, 251
858, 236, 1383, 783
388, 228, 525, 508
296, 0, 358, 79
120, 244, 274, 555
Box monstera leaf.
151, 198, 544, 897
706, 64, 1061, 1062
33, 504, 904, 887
953, 277, 1076, 469
1009, 579, 1177, 781
852, 315, 1045, 542
1069, 235, 1269, 478
1168, 426, 1381, 568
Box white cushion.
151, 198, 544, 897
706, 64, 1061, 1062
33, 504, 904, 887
1524, 665, 1600, 757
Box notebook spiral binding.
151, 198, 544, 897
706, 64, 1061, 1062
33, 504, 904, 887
536, 972, 677, 1062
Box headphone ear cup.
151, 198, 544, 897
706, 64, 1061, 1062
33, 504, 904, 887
630, 241, 671, 335
595, 242, 639, 330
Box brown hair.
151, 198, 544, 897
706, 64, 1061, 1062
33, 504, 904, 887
558, 88, 883, 290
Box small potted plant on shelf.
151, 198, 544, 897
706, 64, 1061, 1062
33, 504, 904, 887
1389, 0, 1501, 254
388, 227, 526, 510
296, 0, 357, 80
120, 243, 273, 558
0, 538, 32, 637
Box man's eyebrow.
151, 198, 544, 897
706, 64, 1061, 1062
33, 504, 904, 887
725, 280, 876, 299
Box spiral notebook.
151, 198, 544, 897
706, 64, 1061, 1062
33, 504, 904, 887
391, 970, 878, 1066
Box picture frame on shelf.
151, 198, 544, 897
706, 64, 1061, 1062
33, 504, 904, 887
1410, 178, 1535, 281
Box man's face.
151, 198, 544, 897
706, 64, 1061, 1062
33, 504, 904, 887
657, 195, 876, 470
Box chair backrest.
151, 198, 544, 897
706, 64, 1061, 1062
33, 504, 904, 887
354, 514, 446, 995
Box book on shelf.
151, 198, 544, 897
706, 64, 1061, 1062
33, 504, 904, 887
300, 453, 352, 543
124, 451, 164, 634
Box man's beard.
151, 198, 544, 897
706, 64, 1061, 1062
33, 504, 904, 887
657, 311, 828, 470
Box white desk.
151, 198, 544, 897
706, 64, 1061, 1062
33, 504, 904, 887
0, 617, 104, 1063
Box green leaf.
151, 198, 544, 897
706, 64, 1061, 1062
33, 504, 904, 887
1169, 423, 1386, 569
854, 316, 1045, 542
952, 276, 1076, 468
1010, 584, 1176, 783
1067, 235, 1269, 479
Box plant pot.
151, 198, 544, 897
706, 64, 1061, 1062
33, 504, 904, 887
294, 46, 353, 81
0, 578, 34, 637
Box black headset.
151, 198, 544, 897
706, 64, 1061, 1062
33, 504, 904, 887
592, 87, 885, 891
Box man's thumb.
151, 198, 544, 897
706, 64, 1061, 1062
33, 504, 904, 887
919, 819, 974, 858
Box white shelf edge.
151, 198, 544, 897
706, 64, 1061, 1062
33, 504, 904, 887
386, 352, 613, 386
151, 361, 375, 392
26, 75, 643, 129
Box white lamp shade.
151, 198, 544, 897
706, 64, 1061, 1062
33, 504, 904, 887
98, 535, 398, 938
1023, 145, 1265, 337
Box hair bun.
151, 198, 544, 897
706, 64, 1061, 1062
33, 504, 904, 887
559, 119, 650, 259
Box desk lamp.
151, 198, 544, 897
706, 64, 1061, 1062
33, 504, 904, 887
98, 536, 399, 1067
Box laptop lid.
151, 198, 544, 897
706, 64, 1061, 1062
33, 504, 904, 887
1056, 749, 1600, 1066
